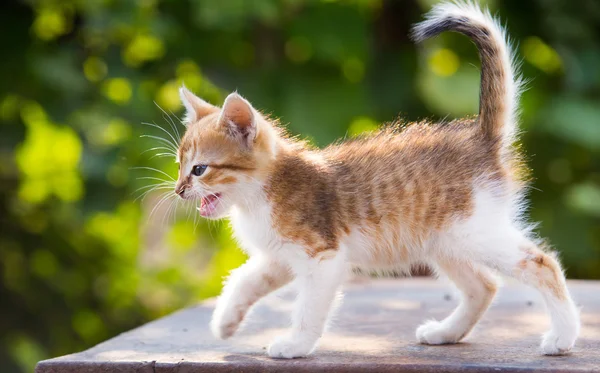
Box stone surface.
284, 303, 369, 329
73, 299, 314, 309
36, 278, 600, 372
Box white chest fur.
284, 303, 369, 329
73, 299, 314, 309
229, 204, 283, 256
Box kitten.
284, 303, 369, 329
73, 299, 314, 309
173, 1, 580, 358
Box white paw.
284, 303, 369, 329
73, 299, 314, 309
416, 320, 462, 345
267, 334, 316, 359
541, 329, 576, 355
210, 308, 243, 340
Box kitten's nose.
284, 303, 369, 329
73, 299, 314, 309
175, 185, 186, 198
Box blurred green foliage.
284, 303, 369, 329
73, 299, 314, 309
0, 0, 599, 372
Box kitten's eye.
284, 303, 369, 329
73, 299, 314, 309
191, 165, 207, 176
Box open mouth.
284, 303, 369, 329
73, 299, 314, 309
198, 193, 221, 217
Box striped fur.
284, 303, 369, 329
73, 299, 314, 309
412, 1, 523, 153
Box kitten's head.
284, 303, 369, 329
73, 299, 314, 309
175, 86, 277, 219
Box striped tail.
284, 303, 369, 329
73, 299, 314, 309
411, 1, 523, 149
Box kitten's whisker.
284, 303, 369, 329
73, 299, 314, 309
162, 113, 180, 141
168, 109, 185, 134
167, 108, 184, 123
162, 197, 178, 227
135, 185, 175, 203
160, 199, 174, 227
133, 180, 174, 189
132, 182, 173, 196
173, 199, 183, 225
191, 200, 200, 233
136, 176, 176, 183
169, 113, 182, 141
154, 102, 182, 141
139, 135, 178, 153
149, 192, 178, 219
139, 130, 177, 149
149, 153, 177, 160
132, 179, 174, 197
140, 146, 177, 158
142, 121, 179, 149
131, 166, 175, 181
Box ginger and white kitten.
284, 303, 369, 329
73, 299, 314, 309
173, 2, 580, 358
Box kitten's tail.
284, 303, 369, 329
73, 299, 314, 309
411, 1, 523, 149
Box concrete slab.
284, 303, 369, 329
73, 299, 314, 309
36, 279, 600, 372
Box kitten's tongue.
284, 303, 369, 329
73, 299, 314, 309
198, 193, 220, 217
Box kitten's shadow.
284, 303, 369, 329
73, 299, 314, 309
221, 352, 320, 365
221, 341, 475, 365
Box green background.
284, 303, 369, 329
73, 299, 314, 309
1, 0, 599, 372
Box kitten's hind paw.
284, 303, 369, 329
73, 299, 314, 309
416, 320, 462, 345
541, 330, 576, 355
267, 334, 315, 359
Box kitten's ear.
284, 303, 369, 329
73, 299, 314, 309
179, 85, 218, 124
219, 92, 257, 145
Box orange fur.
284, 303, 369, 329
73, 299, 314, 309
516, 245, 568, 301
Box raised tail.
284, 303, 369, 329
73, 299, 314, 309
412, 1, 522, 149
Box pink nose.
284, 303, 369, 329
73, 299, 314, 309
175, 186, 186, 197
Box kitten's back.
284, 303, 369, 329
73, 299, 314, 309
324, 120, 508, 241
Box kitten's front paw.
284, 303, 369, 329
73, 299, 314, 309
416, 320, 462, 345
210, 308, 242, 340
267, 335, 316, 359
541, 330, 576, 355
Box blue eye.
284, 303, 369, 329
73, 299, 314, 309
191, 165, 207, 176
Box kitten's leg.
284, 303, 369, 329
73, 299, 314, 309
211, 255, 292, 339
491, 237, 580, 355
267, 250, 346, 359
417, 261, 498, 345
